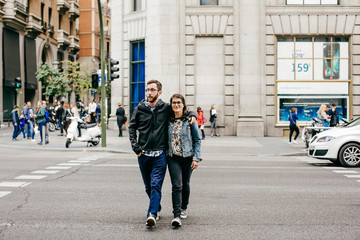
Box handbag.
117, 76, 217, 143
290, 113, 300, 130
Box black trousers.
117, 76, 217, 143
289, 124, 299, 142
167, 155, 193, 218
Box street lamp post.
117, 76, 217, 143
97, 0, 106, 147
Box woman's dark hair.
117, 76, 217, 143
290, 107, 296, 113
169, 94, 188, 121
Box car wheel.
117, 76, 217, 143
339, 143, 360, 167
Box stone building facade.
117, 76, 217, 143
0, 0, 79, 123
110, 0, 360, 136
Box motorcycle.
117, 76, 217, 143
302, 117, 325, 148
65, 116, 101, 148
48, 108, 59, 132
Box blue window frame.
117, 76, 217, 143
130, 41, 145, 114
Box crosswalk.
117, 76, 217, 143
298, 156, 360, 183
0, 154, 110, 198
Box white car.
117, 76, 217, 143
308, 117, 360, 167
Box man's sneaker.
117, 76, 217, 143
146, 214, 156, 227
180, 209, 187, 219
171, 217, 182, 227
156, 211, 160, 221
293, 140, 298, 144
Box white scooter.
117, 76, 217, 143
65, 117, 101, 148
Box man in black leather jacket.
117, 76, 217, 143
129, 80, 196, 227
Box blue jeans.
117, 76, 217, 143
26, 121, 34, 138
137, 152, 167, 218
58, 120, 63, 134
167, 155, 193, 218
12, 124, 21, 140
38, 122, 46, 143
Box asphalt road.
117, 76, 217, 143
0, 148, 360, 240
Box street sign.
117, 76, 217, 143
97, 69, 108, 87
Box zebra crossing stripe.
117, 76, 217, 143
0, 191, 11, 198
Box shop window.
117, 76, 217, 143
276, 37, 349, 124
130, 41, 145, 114
200, 0, 218, 5
286, 0, 338, 5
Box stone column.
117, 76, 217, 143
146, 0, 180, 101
236, 0, 265, 137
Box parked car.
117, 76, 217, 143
308, 117, 360, 167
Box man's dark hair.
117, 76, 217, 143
60, 101, 64, 105
169, 94, 188, 121
147, 80, 162, 91
331, 103, 336, 107
13, 105, 19, 109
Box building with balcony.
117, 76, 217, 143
0, 0, 80, 123
110, 0, 360, 137
78, 0, 111, 75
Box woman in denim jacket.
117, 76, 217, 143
167, 93, 202, 227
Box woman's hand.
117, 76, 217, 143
191, 161, 199, 170
189, 116, 196, 124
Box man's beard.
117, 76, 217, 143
147, 94, 159, 103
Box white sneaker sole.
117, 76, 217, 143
146, 217, 156, 227
171, 220, 181, 227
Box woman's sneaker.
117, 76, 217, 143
171, 217, 182, 227
180, 209, 187, 219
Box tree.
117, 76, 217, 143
36, 62, 70, 101
62, 60, 92, 103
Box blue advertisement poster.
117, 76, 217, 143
278, 97, 348, 123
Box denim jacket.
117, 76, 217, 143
168, 117, 202, 162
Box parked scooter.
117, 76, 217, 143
65, 116, 101, 148
48, 108, 59, 132
302, 117, 325, 148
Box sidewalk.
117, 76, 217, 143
0, 125, 307, 156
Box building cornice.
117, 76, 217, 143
266, 6, 360, 15
186, 6, 233, 16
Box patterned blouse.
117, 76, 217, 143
171, 119, 183, 157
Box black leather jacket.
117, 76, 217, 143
129, 99, 196, 155
129, 99, 170, 155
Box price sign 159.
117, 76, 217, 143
292, 63, 311, 72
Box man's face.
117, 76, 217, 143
146, 83, 162, 103
332, 106, 336, 111
27, 102, 31, 107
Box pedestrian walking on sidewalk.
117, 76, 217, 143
24, 101, 35, 140
19, 113, 26, 139
35, 101, 47, 145
88, 99, 97, 124
197, 107, 206, 140
56, 101, 64, 136
167, 94, 202, 228
42, 101, 50, 144
116, 103, 126, 137
289, 107, 299, 144
210, 104, 219, 137
129, 80, 196, 228
11, 105, 21, 141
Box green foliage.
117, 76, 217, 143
62, 60, 92, 99
36, 62, 70, 98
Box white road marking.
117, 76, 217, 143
68, 160, 90, 163
15, 175, 46, 180
46, 166, 71, 170
31, 170, 59, 174
323, 167, 346, 170
0, 182, 31, 187
0, 191, 11, 197
333, 170, 358, 174
58, 163, 82, 166
344, 175, 360, 178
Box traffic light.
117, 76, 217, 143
91, 73, 99, 88
110, 59, 119, 81
14, 77, 21, 88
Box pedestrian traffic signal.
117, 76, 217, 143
110, 59, 119, 81
91, 73, 99, 88
14, 77, 21, 88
